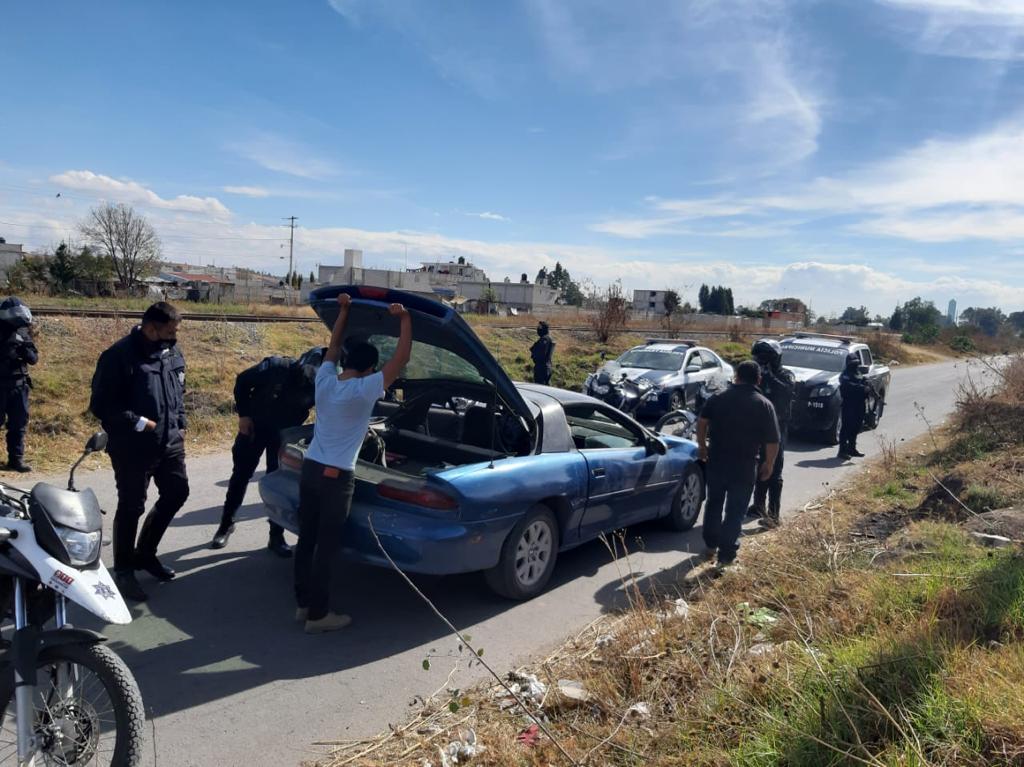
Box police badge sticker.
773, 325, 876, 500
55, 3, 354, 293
178, 371, 185, 385
94, 582, 117, 601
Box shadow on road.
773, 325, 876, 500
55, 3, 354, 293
77, 504, 716, 720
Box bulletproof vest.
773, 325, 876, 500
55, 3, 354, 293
0, 328, 30, 384
762, 367, 794, 424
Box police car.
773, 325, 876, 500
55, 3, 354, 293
583, 339, 734, 418
781, 333, 891, 444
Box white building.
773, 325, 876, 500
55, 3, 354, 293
317, 250, 559, 312
0, 240, 25, 283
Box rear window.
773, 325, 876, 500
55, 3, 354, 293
781, 345, 848, 373
368, 335, 483, 382
616, 350, 684, 371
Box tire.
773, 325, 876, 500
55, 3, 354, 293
825, 411, 841, 446
655, 410, 697, 440
665, 464, 704, 531
485, 506, 559, 600
0, 642, 145, 766
668, 390, 686, 411
867, 394, 885, 430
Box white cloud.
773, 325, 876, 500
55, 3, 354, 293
525, 0, 824, 168
593, 115, 1024, 242
466, 211, 509, 222
228, 133, 340, 179
875, 0, 1024, 59
50, 171, 230, 217
327, 0, 360, 23
222, 185, 270, 198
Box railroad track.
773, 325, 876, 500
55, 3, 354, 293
32, 307, 317, 323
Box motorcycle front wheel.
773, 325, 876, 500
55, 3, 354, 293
655, 409, 698, 440
0, 642, 145, 766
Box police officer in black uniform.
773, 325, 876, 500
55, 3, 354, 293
838, 353, 870, 460
748, 339, 795, 528
0, 298, 37, 473
210, 347, 324, 556
90, 302, 189, 602
530, 321, 555, 385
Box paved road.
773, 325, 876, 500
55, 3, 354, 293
52, 358, 976, 766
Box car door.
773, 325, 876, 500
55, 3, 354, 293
566, 404, 677, 539
699, 349, 728, 388
681, 350, 710, 407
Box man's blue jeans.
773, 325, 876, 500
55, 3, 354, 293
702, 460, 757, 563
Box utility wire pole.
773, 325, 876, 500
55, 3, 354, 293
283, 216, 298, 304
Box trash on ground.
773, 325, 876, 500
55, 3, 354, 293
626, 702, 651, 722
516, 724, 541, 747
737, 602, 780, 628
970, 531, 1014, 548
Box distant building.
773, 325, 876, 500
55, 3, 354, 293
947, 299, 958, 326
317, 250, 558, 312
633, 289, 672, 314
0, 239, 25, 284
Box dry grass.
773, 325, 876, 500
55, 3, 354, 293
15, 317, 324, 474
317, 355, 1024, 767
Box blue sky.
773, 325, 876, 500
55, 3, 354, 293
3, 0, 1024, 314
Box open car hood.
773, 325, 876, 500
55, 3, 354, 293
309, 284, 533, 422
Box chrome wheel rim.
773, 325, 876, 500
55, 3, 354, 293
514, 521, 553, 587
679, 473, 702, 522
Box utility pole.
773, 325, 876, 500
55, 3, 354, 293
283, 216, 298, 304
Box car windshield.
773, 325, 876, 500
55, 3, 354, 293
781, 346, 848, 373
368, 335, 484, 382
616, 350, 683, 371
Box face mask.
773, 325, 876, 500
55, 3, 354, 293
158, 338, 177, 351
537, 328, 545, 337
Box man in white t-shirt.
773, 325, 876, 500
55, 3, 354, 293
294, 293, 412, 633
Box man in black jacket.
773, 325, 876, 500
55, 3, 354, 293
210, 347, 324, 556
748, 339, 795, 528
838, 353, 871, 460
530, 322, 554, 385
90, 302, 189, 602
0, 297, 38, 473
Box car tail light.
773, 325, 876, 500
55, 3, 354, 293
279, 446, 304, 472
377, 480, 458, 510
358, 286, 389, 300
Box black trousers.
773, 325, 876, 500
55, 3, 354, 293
753, 423, 787, 515
294, 459, 355, 621
839, 407, 865, 454
221, 425, 285, 538
533, 366, 552, 385
111, 447, 190, 572
703, 460, 757, 563
0, 385, 29, 462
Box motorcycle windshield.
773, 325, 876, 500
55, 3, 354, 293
29, 485, 103, 533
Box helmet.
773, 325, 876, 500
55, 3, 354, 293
751, 338, 782, 365
0, 297, 32, 328
845, 352, 861, 368
298, 346, 327, 381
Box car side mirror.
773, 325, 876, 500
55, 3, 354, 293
685, 363, 701, 374
85, 431, 108, 454
647, 435, 668, 455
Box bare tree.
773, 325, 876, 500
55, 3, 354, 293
79, 203, 161, 289
588, 281, 630, 343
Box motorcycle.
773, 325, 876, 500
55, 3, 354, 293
653, 383, 719, 441
0, 432, 144, 766
584, 369, 660, 418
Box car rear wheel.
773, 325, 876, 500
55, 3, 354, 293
485, 506, 559, 600
665, 464, 704, 531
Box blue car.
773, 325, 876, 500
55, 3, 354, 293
259, 285, 705, 600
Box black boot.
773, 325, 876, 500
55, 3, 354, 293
6, 459, 31, 473
135, 552, 176, 582
113, 570, 148, 602
267, 532, 293, 559
767, 484, 783, 525
210, 522, 235, 550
